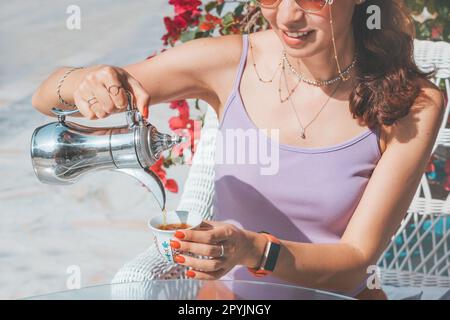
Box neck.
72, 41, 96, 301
285, 30, 356, 84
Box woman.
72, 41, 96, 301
32, 0, 445, 299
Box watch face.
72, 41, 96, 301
264, 242, 281, 271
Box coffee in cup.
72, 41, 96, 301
148, 210, 202, 264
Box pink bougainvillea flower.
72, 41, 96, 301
431, 25, 443, 40
149, 156, 179, 193
170, 120, 202, 164
162, 0, 202, 45
168, 101, 202, 163
169, 0, 202, 16
444, 175, 450, 192
199, 13, 222, 31
162, 17, 181, 46
165, 178, 179, 193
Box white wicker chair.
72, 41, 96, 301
111, 39, 450, 295
377, 39, 450, 289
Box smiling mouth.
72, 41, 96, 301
283, 30, 315, 39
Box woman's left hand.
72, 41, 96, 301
170, 220, 255, 280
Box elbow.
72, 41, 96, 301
31, 89, 42, 111
315, 246, 375, 294
31, 66, 66, 117
31, 86, 53, 117
315, 265, 371, 294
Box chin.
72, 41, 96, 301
277, 29, 325, 59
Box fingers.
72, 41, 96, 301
90, 86, 110, 118
102, 68, 128, 110
73, 87, 96, 120
74, 65, 148, 120
185, 269, 226, 280
174, 254, 225, 273
85, 67, 119, 118
171, 239, 224, 258
126, 76, 151, 119
175, 225, 230, 244
76, 80, 106, 119
106, 83, 128, 110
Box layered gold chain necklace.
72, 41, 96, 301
281, 61, 342, 139
248, 36, 353, 139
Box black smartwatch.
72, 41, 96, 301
247, 231, 281, 277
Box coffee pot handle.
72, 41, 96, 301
51, 91, 142, 128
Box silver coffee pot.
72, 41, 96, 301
30, 93, 184, 211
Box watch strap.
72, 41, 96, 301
247, 231, 281, 277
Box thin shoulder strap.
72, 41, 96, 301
231, 33, 249, 93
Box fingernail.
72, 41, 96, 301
142, 105, 149, 119
174, 255, 185, 263
186, 270, 196, 278
170, 240, 181, 249
174, 231, 185, 239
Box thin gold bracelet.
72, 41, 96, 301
56, 66, 84, 107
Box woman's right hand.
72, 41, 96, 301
73, 65, 151, 120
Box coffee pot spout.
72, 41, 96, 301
117, 168, 166, 211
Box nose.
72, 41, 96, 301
277, 0, 306, 28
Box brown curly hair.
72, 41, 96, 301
350, 0, 436, 128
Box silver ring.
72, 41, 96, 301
219, 244, 225, 258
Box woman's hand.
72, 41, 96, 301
73, 65, 151, 120
170, 221, 261, 280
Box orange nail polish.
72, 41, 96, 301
170, 240, 181, 249
174, 231, 185, 239
186, 270, 196, 278
142, 105, 149, 119
174, 255, 185, 263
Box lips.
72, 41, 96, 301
281, 29, 315, 46
285, 30, 313, 37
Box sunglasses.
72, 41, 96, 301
257, 0, 333, 13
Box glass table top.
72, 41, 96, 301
25, 279, 354, 300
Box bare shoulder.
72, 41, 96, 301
190, 30, 277, 111
124, 33, 244, 110
415, 77, 446, 112
191, 34, 245, 109
382, 77, 445, 149
208, 30, 279, 110
178, 33, 243, 73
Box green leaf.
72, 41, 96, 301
234, 3, 245, 17
222, 12, 235, 27
194, 30, 212, 39
205, 1, 217, 13
194, 99, 200, 111
180, 30, 197, 42
216, 2, 225, 16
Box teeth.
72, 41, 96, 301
285, 31, 310, 38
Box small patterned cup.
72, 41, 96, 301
148, 210, 202, 264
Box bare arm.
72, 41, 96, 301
31, 35, 239, 118
243, 83, 446, 293
172, 82, 445, 295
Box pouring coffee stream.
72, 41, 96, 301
30, 92, 185, 211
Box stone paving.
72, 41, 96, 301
0, 0, 191, 299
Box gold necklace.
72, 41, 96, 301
329, 4, 351, 82
283, 51, 356, 87
249, 36, 283, 83
278, 57, 301, 103
281, 65, 342, 139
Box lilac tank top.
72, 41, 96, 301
212, 34, 382, 297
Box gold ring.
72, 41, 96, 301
87, 97, 97, 106
107, 85, 122, 96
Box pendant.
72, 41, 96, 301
300, 129, 306, 139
